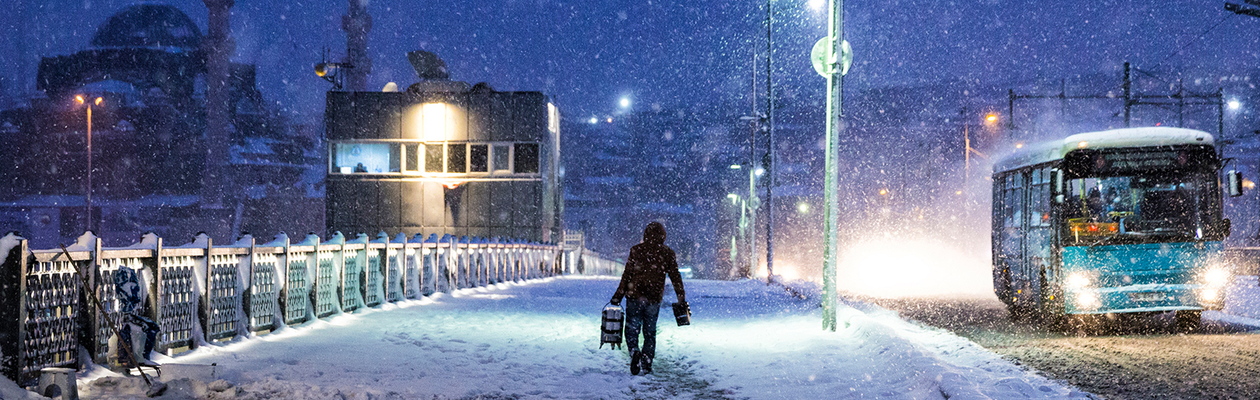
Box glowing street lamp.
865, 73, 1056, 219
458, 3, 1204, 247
75, 94, 103, 233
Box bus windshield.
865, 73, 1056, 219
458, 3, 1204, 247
1063, 171, 1215, 245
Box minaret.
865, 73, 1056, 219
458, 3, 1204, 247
342, 0, 372, 91
202, 0, 234, 215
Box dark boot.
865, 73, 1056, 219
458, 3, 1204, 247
629, 350, 642, 375
641, 355, 653, 374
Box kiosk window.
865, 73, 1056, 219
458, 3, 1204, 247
493, 144, 511, 171
514, 143, 539, 174
448, 144, 467, 173
425, 144, 444, 173
470, 144, 489, 172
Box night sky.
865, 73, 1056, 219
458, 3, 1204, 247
2, 0, 1259, 123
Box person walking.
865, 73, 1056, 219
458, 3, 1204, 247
610, 222, 686, 375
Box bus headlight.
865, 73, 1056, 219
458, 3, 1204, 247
1201, 288, 1221, 302
1067, 272, 1092, 289
1204, 267, 1230, 287
1076, 292, 1099, 309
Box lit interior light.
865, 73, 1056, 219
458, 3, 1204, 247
421, 103, 451, 142
729, 164, 742, 169
797, 202, 810, 214
1015, 143, 1023, 149
1078, 141, 1088, 148
955, 190, 963, 195
878, 188, 888, 196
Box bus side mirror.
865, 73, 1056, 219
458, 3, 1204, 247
1228, 170, 1244, 197
1051, 169, 1065, 203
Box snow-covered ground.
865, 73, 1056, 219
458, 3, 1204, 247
6, 276, 1094, 400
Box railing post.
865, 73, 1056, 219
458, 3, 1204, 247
0, 235, 29, 384
199, 235, 213, 348
148, 236, 163, 332
244, 235, 257, 331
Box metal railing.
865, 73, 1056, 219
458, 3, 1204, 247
0, 230, 622, 385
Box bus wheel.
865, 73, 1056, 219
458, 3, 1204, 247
1175, 310, 1201, 333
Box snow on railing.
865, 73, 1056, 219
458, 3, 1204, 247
0, 230, 620, 386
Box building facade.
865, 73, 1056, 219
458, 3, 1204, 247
324, 83, 562, 243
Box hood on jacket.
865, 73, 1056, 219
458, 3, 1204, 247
642, 222, 666, 245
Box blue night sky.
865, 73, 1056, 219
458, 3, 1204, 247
2, 0, 1259, 122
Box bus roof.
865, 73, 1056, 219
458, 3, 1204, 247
992, 127, 1214, 173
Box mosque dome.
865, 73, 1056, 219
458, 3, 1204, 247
90, 4, 202, 51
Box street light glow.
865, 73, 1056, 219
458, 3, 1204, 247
1228, 99, 1241, 110
985, 113, 998, 124
619, 97, 631, 108
589, 117, 598, 124
808, 0, 825, 10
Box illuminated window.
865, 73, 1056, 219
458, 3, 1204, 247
514, 143, 539, 174
405, 144, 419, 172
421, 103, 451, 142
492, 144, 510, 172
469, 144, 488, 172
332, 143, 395, 174
426, 144, 444, 173
447, 144, 466, 173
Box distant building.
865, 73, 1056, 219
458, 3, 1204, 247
0, 4, 322, 247
324, 81, 562, 242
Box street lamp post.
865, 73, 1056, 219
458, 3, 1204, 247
75, 94, 102, 233
811, 0, 850, 332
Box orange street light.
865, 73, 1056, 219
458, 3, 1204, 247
985, 113, 998, 124
75, 95, 103, 233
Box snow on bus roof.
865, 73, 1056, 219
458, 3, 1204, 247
993, 127, 1214, 173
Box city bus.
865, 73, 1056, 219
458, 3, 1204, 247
991, 127, 1242, 330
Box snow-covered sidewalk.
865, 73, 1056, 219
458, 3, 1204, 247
42, 276, 1094, 399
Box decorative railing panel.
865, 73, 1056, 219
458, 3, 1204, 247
205, 254, 239, 341
365, 250, 382, 307
157, 255, 196, 353
316, 250, 339, 318
21, 255, 80, 380
341, 250, 363, 312
386, 249, 401, 303
249, 252, 278, 332
284, 253, 309, 325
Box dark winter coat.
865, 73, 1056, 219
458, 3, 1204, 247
612, 222, 686, 304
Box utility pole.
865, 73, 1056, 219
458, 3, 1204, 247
1124, 62, 1132, 127
765, 0, 775, 284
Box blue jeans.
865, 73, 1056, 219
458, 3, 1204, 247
625, 298, 660, 360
